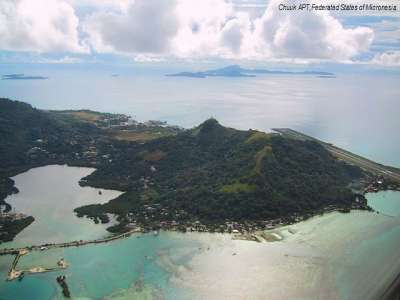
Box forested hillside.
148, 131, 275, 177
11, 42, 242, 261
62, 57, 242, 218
75, 119, 367, 230
0, 98, 368, 239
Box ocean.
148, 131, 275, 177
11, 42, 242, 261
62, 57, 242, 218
0, 66, 399, 166
0, 66, 399, 299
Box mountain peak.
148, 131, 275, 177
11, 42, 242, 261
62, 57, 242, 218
199, 118, 221, 129
191, 118, 231, 144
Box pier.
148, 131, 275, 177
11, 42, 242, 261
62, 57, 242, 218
1, 227, 142, 280
6, 249, 68, 281
273, 128, 400, 184
0, 227, 141, 257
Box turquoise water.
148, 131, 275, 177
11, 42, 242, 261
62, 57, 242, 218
367, 191, 400, 217
0, 166, 399, 299
0, 232, 201, 300
330, 211, 400, 300
329, 192, 400, 299
0, 166, 200, 300
0, 70, 399, 299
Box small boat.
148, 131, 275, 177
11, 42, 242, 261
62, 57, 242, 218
153, 231, 159, 236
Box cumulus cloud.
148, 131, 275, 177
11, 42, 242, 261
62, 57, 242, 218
372, 51, 400, 66
83, 0, 179, 54
170, 0, 236, 57
252, 0, 374, 60
82, 0, 374, 61
0, 0, 378, 62
0, 0, 87, 53
221, 19, 245, 54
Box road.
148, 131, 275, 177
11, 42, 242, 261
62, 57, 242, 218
273, 128, 400, 184
0, 227, 141, 256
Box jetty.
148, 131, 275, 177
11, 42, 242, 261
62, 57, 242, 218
1, 227, 142, 280
7, 250, 68, 281
273, 128, 400, 184
56, 275, 71, 298
0, 227, 142, 257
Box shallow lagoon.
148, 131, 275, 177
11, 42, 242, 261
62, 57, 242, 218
1, 165, 123, 248
0, 165, 399, 299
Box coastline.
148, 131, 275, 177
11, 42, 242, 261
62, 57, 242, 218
159, 209, 400, 300
0, 207, 399, 299
1, 163, 398, 250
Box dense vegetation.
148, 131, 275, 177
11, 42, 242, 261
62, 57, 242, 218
0, 98, 103, 242
0, 98, 368, 238
76, 118, 366, 229
0, 98, 101, 175
0, 216, 34, 242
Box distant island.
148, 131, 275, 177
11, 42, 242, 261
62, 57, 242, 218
2, 74, 48, 80
166, 65, 334, 78
0, 98, 398, 243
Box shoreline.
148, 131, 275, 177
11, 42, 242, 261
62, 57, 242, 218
0, 204, 384, 257
1, 163, 399, 252
2, 208, 400, 299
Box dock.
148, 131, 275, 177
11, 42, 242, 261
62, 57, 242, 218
0, 227, 141, 257
6, 250, 68, 281
273, 128, 400, 184
1, 227, 142, 280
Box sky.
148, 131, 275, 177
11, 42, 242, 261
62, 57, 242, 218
0, 0, 399, 69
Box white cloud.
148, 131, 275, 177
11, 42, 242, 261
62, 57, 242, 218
0, 0, 87, 53
66, 0, 130, 9
251, 0, 374, 60
372, 51, 400, 66
0, 0, 379, 63
221, 18, 246, 54
83, 0, 179, 54
170, 0, 236, 57
82, 0, 374, 62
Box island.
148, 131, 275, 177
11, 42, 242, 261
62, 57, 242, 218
2, 74, 48, 80
166, 65, 334, 78
0, 98, 399, 243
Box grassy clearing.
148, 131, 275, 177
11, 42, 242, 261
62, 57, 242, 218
56, 111, 103, 123
254, 145, 273, 174
110, 130, 167, 142
245, 131, 276, 144
144, 150, 167, 161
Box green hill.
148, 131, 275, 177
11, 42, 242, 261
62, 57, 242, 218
75, 118, 367, 231
0, 98, 99, 175
0, 98, 369, 238
0, 98, 101, 242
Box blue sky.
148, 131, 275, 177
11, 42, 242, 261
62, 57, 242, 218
0, 0, 399, 68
